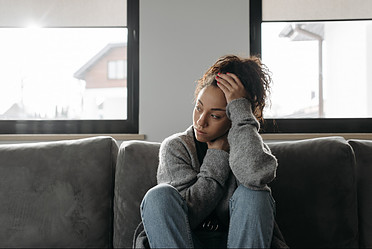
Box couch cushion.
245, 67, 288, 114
348, 139, 372, 248
0, 136, 118, 248
268, 137, 358, 248
113, 140, 160, 249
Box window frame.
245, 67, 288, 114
251, 0, 372, 133
0, 0, 139, 134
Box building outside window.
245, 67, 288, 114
0, 0, 139, 133
74, 43, 128, 119
108, 59, 127, 80
251, 0, 372, 133
0, 29, 127, 120
262, 20, 372, 119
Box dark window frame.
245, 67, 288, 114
251, 0, 372, 133
0, 0, 139, 134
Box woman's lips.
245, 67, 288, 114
194, 128, 207, 135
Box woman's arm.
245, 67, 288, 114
227, 98, 277, 190
157, 134, 231, 228
216, 73, 277, 190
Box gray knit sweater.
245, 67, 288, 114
134, 98, 288, 248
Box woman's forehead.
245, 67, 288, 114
197, 86, 227, 109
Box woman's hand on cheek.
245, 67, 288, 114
216, 73, 248, 103
207, 132, 230, 152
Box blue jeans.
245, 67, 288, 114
140, 183, 275, 248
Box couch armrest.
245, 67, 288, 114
113, 140, 160, 249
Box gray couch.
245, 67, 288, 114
114, 137, 372, 248
0, 136, 118, 248
1, 135, 372, 248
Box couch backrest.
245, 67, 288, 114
114, 137, 360, 248
113, 140, 160, 249
0, 136, 118, 248
268, 137, 358, 248
348, 139, 372, 248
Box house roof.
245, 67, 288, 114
73, 43, 126, 80
1, 102, 29, 119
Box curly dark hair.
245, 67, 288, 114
194, 55, 272, 122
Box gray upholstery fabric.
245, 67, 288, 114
268, 137, 358, 248
113, 137, 363, 249
113, 140, 160, 249
348, 139, 372, 248
0, 136, 118, 248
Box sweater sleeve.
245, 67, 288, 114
157, 135, 230, 229
226, 98, 277, 191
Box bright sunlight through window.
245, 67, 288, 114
0, 27, 128, 120
262, 20, 372, 119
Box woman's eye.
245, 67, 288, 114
211, 114, 221, 119
195, 106, 201, 112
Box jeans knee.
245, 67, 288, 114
228, 186, 275, 248
230, 185, 275, 214
141, 183, 183, 212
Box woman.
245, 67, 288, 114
134, 55, 287, 248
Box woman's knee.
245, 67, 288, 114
141, 183, 183, 212
230, 185, 275, 214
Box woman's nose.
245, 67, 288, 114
197, 113, 207, 127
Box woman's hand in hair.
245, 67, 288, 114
215, 73, 248, 103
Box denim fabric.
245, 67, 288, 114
140, 184, 194, 248
228, 185, 275, 248
140, 183, 275, 248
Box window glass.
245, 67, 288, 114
0, 27, 128, 120
262, 20, 372, 119
108, 60, 126, 80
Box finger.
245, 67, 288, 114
218, 73, 240, 90
216, 75, 233, 91
216, 79, 229, 95
220, 73, 249, 101
226, 73, 245, 89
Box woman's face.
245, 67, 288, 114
193, 85, 231, 143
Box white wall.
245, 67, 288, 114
139, 0, 250, 142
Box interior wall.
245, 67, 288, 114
262, 0, 372, 21
139, 0, 250, 142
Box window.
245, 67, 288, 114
108, 60, 127, 80
250, 0, 372, 133
0, 0, 139, 134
